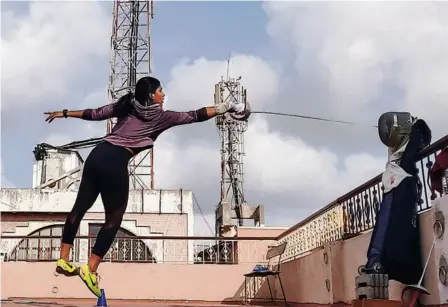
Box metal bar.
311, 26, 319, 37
0, 235, 278, 240
34, 166, 82, 189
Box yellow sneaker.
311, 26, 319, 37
78, 264, 102, 297
55, 259, 79, 276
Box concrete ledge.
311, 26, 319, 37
351, 300, 401, 307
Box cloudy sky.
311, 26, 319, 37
2, 1, 448, 235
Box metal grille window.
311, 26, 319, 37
9, 225, 79, 261
88, 224, 155, 262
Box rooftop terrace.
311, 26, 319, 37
1, 135, 447, 307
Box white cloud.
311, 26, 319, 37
153, 128, 219, 190
1, 1, 111, 109
39, 87, 109, 148
244, 116, 385, 202
155, 54, 283, 191
154, 55, 385, 229
155, 114, 384, 213
6, 1, 432, 233
81, 87, 110, 109
263, 1, 448, 138
165, 55, 279, 111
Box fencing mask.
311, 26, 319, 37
377, 112, 415, 150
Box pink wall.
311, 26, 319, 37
1, 262, 255, 302
1, 212, 440, 305
238, 227, 287, 238
237, 227, 285, 263
267, 210, 438, 304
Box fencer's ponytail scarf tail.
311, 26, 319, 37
115, 91, 135, 115
117, 91, 134, 104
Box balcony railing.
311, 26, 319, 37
0, 236, 277, 265
278, 135, 448, 262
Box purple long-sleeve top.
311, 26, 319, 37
82, 100, 204, 153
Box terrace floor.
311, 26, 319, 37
0, 299, 255, 307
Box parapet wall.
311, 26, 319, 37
1, 262, 255, 302
0, 210, 440, 304
262, 208, 439, 305
0, 188, 193, 215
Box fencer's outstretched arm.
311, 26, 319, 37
205, 107, 218, 118
44, 102, 128, 123
81, 102, 129, 121
162, 107, 215, 127
44, 110, 83, 123
164, 103, 244, 127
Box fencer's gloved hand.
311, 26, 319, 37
215, 100, 245, 115
229, 101, 245, 114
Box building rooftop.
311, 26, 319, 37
1, 135, 447, 307
1, 299, 248, 307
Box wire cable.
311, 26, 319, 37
251, 111, 378, 128
192, 193, 215, 236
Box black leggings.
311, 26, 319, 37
62, 141, 132, 258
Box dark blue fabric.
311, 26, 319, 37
365, 119, 430, 284
365, 192, 393, 268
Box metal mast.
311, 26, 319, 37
214, 76, 248, 233
107, 0, 155, 189
215, 77, 247, 214
214, 75, 265, 236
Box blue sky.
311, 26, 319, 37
151, 1, 272, 70
2, 1, 448, 232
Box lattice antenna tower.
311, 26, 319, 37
214, 76, 248, 227
107, 0, 155, 189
